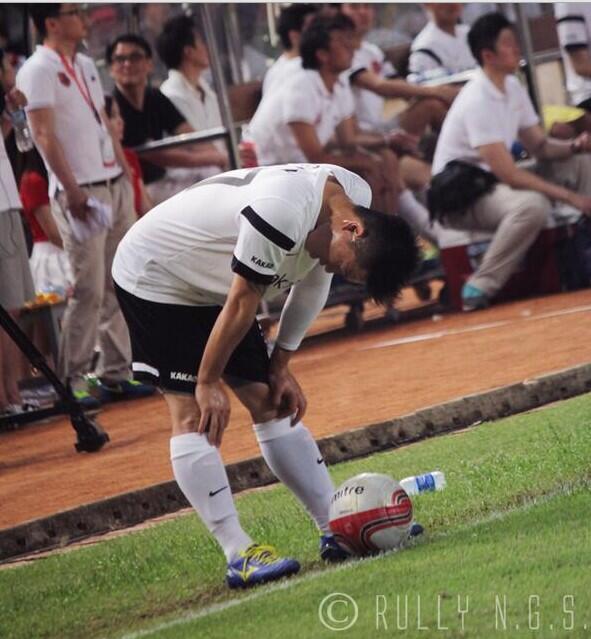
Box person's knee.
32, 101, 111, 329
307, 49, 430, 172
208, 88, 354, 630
164, 392, 200, 434
521, 192, 551, 229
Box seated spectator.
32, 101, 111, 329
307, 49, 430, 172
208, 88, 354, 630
249, 13, 432, 241
104, 95, 152, 216
341, 3, 457, 138
107, 34, 227, 204
553, 3, 591, 137
262, 4, 318, 96
19, 147, 72, 293
556, 3, 591, 111
431, 12, 591, 312
409, 4, 477, 77
157, 15, 224, 182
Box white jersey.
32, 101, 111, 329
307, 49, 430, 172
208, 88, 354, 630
349, 41, 396, 131
112, 164, 371, 308
555, 3, 591, 105
249, 69, 355, 165
262, 55, 302, 95
409, 22, 476, 76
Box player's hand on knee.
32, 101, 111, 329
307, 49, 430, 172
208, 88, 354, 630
269, 369, 307, 425
195, 381, 231, 447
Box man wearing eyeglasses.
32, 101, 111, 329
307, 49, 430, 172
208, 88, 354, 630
16, 4, 155, 407
106, 33, 228, 205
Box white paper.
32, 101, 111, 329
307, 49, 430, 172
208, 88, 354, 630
65, 196, 113, 242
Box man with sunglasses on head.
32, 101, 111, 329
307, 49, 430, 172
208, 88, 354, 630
16, 4, 155, 408
107, 34, 228, 205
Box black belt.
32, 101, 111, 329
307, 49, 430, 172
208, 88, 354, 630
58, 172, 123, 192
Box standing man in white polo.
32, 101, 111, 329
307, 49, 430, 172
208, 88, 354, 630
17, 4, 154, 407
432, 12, 591, 311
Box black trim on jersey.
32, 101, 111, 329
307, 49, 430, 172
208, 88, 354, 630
349, 67, 368, 83
565, 43, 589, 52
231, 256, 275, 285
413, 48, 444, 66
188, 167, 264, 191
556, 15, 586, 25
240, 206, 295, 251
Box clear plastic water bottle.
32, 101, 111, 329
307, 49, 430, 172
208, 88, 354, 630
10, 108, 34, 152
400, 471, 446, 496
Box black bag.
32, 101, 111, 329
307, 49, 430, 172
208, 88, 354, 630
427, 160, 498, 223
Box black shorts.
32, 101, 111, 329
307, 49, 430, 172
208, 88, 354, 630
114, 282, 270, 394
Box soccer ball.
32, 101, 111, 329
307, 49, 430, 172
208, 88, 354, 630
329, 473, 413, 556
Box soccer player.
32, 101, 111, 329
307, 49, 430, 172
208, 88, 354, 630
112, 163, 419, 588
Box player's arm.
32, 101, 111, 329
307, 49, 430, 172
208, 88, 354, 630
196, 274, 265, 447
337, 115, 419, 155
289, 119, 380, 175
519, 124, 577, 160
268, 264, 333, 424
350, 68, 458, 105
288, 120, 347, 164
27, 107, 90, 220
479, 140, 591, 213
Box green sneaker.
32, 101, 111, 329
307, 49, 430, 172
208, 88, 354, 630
73, 389, 101, 411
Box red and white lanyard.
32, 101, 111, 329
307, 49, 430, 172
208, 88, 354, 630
58, 53, 101, 125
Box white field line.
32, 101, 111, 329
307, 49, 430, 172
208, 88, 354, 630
116, 483, 584, 639
359, 304, 591, 352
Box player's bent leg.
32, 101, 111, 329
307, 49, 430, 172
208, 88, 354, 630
164, 392, 253, 560
164, 391, 300, 587
229, 380, 349, 562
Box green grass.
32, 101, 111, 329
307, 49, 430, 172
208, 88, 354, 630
1, 394, 591, 639
145, 488, 591, 639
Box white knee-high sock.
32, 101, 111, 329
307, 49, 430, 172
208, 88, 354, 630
398, 189, 440, 247
170, 433, 252, 561
253, 417, 334, 534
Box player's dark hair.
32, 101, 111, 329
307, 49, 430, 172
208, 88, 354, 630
300, 13, 355, 70
468, 12, 513, 66
277, 4, 318, 51
106, 34, 152, 65
156, 15, 203, 70
353, 206, 421, 305
28, 4, 61, 39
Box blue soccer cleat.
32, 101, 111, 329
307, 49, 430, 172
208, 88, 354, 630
226, 544, 300, 589
409, 522, 424, 538
319, 534, 350, 563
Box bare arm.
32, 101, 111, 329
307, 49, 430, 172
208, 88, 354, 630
140, 146, 227, 169
351, 69, 458, 105
336, 116, 419, 155
519, 124, 575, 161
289, 120, 380, 175
137, 178, 153, 216
479, 141, 591, 213
567, 47, 591, 79
27, 108, 90, 220
33, 204, 63, 248
99, 106, 132, 182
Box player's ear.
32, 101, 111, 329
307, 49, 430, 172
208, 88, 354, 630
342, 219, 366, 239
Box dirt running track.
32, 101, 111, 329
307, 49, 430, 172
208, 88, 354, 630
2, 289, 591, 530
